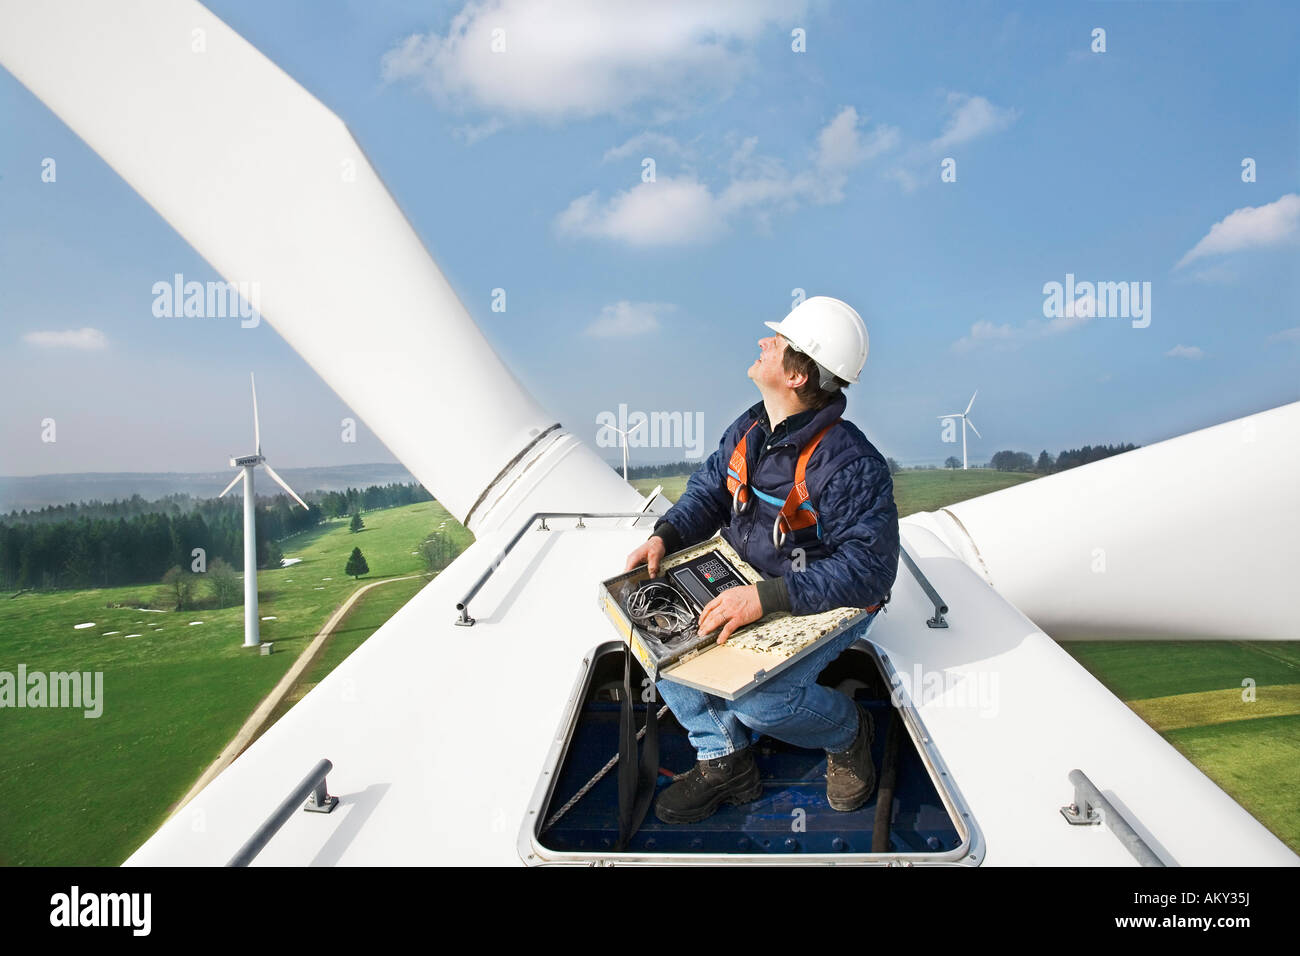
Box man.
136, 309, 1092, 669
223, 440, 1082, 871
623, 296, 900, 824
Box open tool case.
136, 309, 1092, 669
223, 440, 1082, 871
599, 534, 877, 699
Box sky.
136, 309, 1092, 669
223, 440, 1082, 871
1, 0, 1297, 480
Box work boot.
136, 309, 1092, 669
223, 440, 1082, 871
654, 747, 763, 824
825, 702, 877, 811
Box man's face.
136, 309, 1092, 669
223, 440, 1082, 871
748, 333, 804, 392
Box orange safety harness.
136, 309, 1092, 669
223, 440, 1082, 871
727, 417, 841, 550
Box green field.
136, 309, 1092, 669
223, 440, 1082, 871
887, 468, 1037, 517
1059, 639, 1300, 850
0, 500, 470, 865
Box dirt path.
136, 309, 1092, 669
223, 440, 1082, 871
169, 573, 426, 814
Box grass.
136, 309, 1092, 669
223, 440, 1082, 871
887, 468, 1037, 517
1161, 715, 1300, 849
630, 475, 691, 503
1126, 685, 1300, 732
1061, 640, 1300, 701
0, 500, 471, 865
1059, 639, 1300, 850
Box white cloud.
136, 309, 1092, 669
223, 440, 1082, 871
1183, 263, 1239, 284
556, 177, 724, 245
381, 0, 806, 122
1044, 292, 1096, 334
583, 300, 676, 337
1165, 344, 1204, 360
558, 108, 892, 245
1175, 193, 1300, 269
884, 167, 920, 192
951, 294, 1097, 352
23, 328, 108, 350
887, 92, 1018, 192
603, 132, 691, 164
816, 106, 899, 170
1267, 327, 1300, 344
930, 93, 1019, 152
951, 320, 1015, 353
453, 117, 505, 144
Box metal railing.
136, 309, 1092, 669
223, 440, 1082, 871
1060, 768, 1165, 867
226, 758, 338, 867
455, 510, 658, 626
455, 511, 953, 631
898, 545, 948, 628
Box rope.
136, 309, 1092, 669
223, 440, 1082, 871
542, 704, 670, 832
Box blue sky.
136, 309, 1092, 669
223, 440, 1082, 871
1, 0, 1297, 479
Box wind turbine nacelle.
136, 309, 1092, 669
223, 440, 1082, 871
232, 455, 264, 467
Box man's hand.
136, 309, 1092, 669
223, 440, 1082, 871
698, 585, 762, 645
624, 537, 667, 577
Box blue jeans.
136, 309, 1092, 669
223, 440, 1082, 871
656, 611, 878, 760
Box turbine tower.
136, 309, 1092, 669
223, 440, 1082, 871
218, 373, 308, 647
939, 390, 982, 470
600, 417, 645, 481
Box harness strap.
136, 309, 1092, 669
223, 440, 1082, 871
775, 420, 840, 540
725, 421, 762, 511
725, 416, 841, 542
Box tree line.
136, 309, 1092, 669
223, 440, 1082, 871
619, 460, 706, 479
0, 481, 432, 592
981, 443, 1139, 473
3, 481, 431, 526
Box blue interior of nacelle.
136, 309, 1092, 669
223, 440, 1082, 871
539, 645, 961, 856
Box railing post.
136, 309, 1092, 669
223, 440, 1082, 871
454, 511, 657, 625
898, 545, 949, 628
226, 758, 338, 867
1060, 769, 1165, 867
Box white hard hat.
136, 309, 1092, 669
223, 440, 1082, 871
765, 296, 869, 388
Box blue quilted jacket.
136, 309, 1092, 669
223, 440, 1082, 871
652, 391, 899, 616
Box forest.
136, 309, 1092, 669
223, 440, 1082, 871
0, 482, 432, 591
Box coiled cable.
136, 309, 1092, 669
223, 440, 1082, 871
624, 580, 695, 638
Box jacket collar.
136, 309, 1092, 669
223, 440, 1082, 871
747, 390, 846, 449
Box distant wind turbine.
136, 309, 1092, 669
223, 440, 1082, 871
218, 373, 308, 647
938, 390, 983, 470
600, 418, 645, 481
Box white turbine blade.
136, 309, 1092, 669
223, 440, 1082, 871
218, 472, 243, 498
909, 401, 1300, 642
250, 372, 261, 456
965, 390, 979, 416
261, 462, 308, 509
966, 419, 982, 439
0, 0, 637, 535
628, 419, 645, 435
